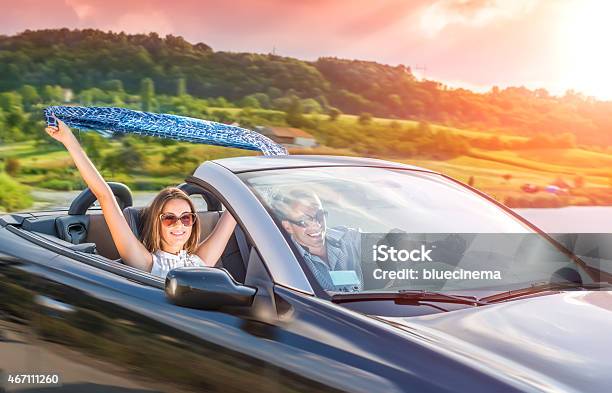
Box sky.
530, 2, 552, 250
1, 0, 611, 100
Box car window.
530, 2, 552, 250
240, 167, 529, 233
238, 167, 592, 294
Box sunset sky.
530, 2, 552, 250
1, 0, 611, 100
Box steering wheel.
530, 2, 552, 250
68, 182, 133, 215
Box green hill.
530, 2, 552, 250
1, 29, 612, 145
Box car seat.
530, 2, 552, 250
122, 206, 248, 282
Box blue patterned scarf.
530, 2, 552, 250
44, 106, 287, 156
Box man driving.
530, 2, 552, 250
273, 189, 363, 292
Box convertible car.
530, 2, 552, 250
2, 153, 612, 393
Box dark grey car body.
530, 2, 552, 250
1, 155, 610, 392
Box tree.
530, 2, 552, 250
239, 95, 260, 109
328, 107, 341, 121
101, 151, 123, 176
250, 93, 271, 108
41, 85, 63, 103
158, 137, 177, 146
110, 93, 124, 106
386, 94, 402, 114
140, 78, 156, 111
0, 172, 33, 212
102, 79, 124, 92
301, 98, 322, 113
210, 97, 229, 108
5, 158, 20, 177
266, 87, 282, 99
18, 85, 40, 110
102, 138, 146, 175
5, 108, 26, 129
0, 127, 24, 143
0, 92, 23, 112
176, 77, 187, 96
358, 112, 372, 125
211, 110, 232, 123
271, 96, 293, 111
79, 90, 93, 106
161, 146, 198, 172
286, 97, 308, 128
80, 132, 110, 166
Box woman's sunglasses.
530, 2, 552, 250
159, 212, 197, 227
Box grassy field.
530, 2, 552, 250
0, 140, 254, 190
213, 107, 527, 142
302, 113, 612, 207
2, 111, 612, 209
309, 113, 528, 142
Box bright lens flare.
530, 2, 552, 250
559, 1, 612, 99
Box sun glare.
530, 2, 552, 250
559, 1, 612, 99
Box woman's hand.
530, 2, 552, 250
44, 114, 76, 146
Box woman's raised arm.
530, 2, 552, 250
195, 210, 237, 266
45, 116, 153, 271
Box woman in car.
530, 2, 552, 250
45, 116, 237, 278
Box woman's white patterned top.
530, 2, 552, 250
150, 249, 206, 279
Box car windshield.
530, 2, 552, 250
240, 167, 593, 294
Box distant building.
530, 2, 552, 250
256, 126, 317, 148
62, 88, 74, 103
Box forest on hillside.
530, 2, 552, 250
1, 28, 612, 146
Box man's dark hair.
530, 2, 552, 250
271, 189, 321, 220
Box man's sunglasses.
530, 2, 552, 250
285, 209, 328, 228
159, 212, 197, 227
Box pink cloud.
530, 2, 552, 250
0, 0, 80, 35
419, 0, 539, 37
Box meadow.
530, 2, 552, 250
2, 28, 612, 212
2, 109, 611, 212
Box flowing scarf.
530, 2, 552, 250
44, 106, 287, 156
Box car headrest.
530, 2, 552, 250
123, 206, 145, 240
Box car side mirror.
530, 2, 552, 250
165, 267, 257, 310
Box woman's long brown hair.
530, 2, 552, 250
141, 187, 200, 254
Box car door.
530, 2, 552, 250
0, 250, 39, 391
0, 224, 61, 392
1, 220, 347, 393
